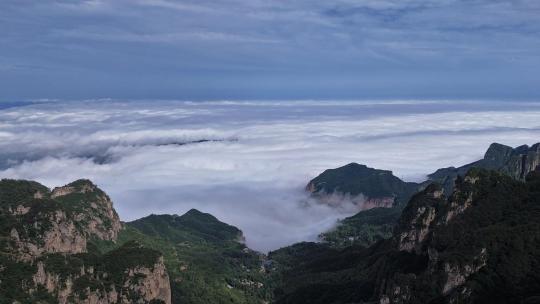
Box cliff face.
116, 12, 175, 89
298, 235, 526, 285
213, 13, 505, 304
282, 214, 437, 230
31, 247, 171, 304
51, 179, 123, 241
4, 179, 122, 261
429, 142, 540, 193
379, 173, 487, 303
0, 179, 171, 304
395, 184, 443, 253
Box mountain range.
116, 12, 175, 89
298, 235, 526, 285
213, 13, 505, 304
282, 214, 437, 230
1, 142, 539, 303
314, 142, 540, 248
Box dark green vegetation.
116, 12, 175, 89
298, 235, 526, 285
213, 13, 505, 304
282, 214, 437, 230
319, 207, 402, 248
308, 163, 420, 249
307, 163, 419, 204
2, 142, 540, 304
272, 169, 540, 303
129, 209, 243, 244
96, 210, 274, 304
317, 143, 540, 249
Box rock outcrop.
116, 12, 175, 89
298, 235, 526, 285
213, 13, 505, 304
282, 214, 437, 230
30, 244, 171, 304
0, 179, 171, 304
396, 184, 442, 253
429, 142, 540, 193
122, 257, 171, 304
4, 179, 122, 262
51, 179, 122, 241
11, 209, 87, 261
378, 171, 491, 303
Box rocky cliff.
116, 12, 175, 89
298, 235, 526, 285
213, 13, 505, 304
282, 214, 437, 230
0, 179, 171, 304
429, 142, 540, 193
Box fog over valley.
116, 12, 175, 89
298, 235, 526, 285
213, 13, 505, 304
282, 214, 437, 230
1, 99, 539, 251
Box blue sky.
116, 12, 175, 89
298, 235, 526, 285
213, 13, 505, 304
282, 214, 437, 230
1, 0, 540, 100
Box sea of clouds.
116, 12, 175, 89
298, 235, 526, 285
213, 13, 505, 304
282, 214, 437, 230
1, 100, 539, 251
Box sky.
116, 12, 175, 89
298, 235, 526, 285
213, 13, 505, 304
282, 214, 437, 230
1, 0, 540, 100
1, 100, 539, 251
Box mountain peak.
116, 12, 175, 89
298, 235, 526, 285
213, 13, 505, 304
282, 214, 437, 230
483, 142, 514, 162
129, 209, 243, 244
306, 162, 418, 211
429, 142, 540, 192
183, 208, 207, 217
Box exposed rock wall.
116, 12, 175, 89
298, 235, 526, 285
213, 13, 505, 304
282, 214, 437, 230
0, 179, 171, 304
396, 184, 443, 254
121, 257, 171, 304
52, 179, 122, 241
10, 210, 87, 261
379, 171, 490, 303
31, 255, 171, 304
429, 142, 540, 193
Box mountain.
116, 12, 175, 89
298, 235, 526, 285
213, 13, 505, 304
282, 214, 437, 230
121, 212, 272, 304
271, 168, 540, 303
129, 209, 244, 244
0, 179, 171, 304
429, 142, 540, 193
306, 163, 419, 210
316, 142, 540, 249
307, 163, 419, 248
3, 142, 540, 304
0, 179, 272, 304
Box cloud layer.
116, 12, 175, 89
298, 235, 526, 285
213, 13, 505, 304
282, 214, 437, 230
1, 0, 539, 100
1, 100, 539, 251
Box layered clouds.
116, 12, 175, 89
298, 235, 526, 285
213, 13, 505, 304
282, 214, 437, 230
1, 0, 540, 99
1, 100, 539, 251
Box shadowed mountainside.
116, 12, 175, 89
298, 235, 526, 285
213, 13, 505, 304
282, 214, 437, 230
272, 168, 540, 303
315, 142, 540, 249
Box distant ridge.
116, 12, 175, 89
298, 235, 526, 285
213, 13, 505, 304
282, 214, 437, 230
429, 142, 540, 193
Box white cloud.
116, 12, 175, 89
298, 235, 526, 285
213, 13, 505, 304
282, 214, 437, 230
0, 100, 539, 251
